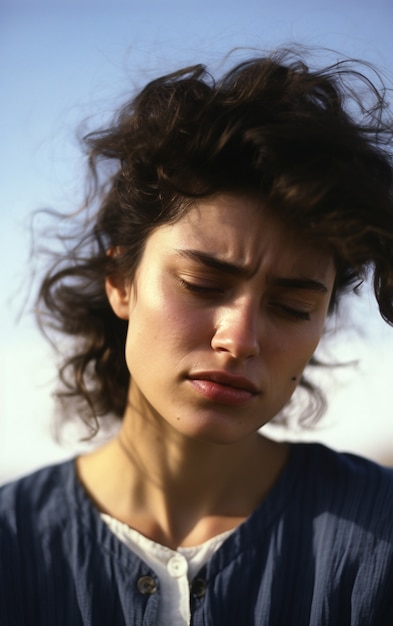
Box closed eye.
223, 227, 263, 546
271, 303, 311, 321
178, 278, 224, 295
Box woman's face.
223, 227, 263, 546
108, 193, 336, 445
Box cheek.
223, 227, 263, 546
295, 328, 323, 361
126, 289, 210, 367
161, 305, 212, 355
270, 323, 325, 373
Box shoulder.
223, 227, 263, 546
0, 460, 75, 536
295, 441, 393, 493
0, 460, 80, 617
290, 442, 393, 539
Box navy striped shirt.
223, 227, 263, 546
1, 443, 393, 625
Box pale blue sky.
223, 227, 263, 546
1, 0, 393, 481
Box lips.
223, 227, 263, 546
187, 371, 260, 404
190, 371, 259, 393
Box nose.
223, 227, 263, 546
211, 300, 260, 360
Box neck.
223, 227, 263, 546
117, 419, 264, 504
77, 401, 288, 548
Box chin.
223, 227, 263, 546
171, 412, 265, 446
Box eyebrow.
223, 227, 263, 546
175, 249, 329, 294
271, 277, 328, 294
176, 249, 252, 277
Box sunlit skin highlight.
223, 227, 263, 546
117, 194, 335, 445
77, 193, 336, 548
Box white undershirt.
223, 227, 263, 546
101, 513, 235, 626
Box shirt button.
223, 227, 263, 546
137, 575, 158, 595
167, 555, 188, 578
191, 577, 207, 598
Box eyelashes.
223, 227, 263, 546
178, 278, 224, 295
178, 278, 311, 321
274, 305, 311, 321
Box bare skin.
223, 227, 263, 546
77, 193, 335, 550
77, 426, 288, 549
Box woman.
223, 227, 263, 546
1, 49, 393, 625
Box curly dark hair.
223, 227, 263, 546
36, 48, 393, 436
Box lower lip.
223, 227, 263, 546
188, 379, 256, 405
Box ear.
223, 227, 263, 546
105, 274, 132, 320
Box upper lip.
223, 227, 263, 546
189, 371, 260, 394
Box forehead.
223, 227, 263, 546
147, 193, 334, 283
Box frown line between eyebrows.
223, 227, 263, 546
174, 249, 255, 278
175, 249, 329, 294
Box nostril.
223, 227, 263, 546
211, 326, 259, 359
